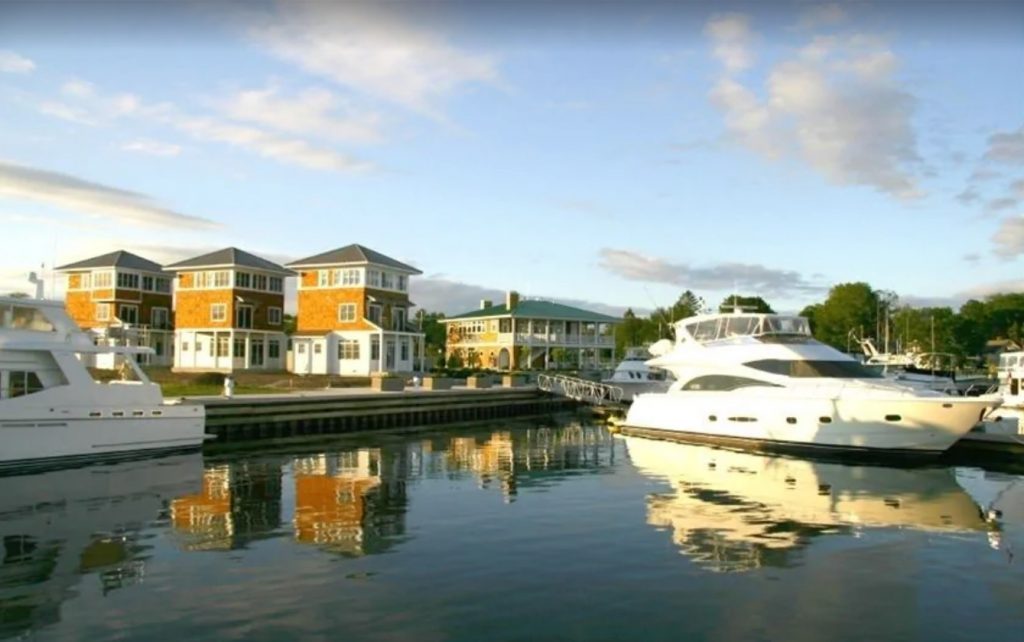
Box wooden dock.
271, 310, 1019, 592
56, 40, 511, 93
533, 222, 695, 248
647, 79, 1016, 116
193, 386, 578, 443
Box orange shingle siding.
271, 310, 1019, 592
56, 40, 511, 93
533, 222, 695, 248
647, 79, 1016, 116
175, 289, 285, 330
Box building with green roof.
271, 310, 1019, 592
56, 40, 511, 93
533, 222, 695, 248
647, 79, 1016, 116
441, 291, 619, 370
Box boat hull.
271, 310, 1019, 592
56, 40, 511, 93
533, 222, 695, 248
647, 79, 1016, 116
0, 404, 206, 469
624, 392, 1000, 456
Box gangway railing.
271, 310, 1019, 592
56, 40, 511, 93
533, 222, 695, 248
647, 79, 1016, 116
537, 374, 624, 405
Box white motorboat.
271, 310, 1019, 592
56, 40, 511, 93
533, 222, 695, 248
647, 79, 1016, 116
601, 346, 673, 401
0, 296, 206, 469
981, 350, 1024, 433
624, 436, 990, 571
624, 311, 1002, 457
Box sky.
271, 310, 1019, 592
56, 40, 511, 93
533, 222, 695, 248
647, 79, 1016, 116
0, 0, 1022, 316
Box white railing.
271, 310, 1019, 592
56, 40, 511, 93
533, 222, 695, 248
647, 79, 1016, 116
537, 373, 623, 405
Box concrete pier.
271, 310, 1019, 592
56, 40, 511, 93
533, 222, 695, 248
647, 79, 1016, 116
187, 386, 577, 443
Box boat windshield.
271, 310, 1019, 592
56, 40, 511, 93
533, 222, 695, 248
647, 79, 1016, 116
745, 359, 884, 378
682, 315, 810, 343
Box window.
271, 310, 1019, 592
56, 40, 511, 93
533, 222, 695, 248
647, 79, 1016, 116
341, 269, 361, 286
142, 275, 154, 291
269, 276, 283, 293
744, 359, 883, 378
314, 343, 322, 354
215, 335, 230, 357
71, 273, 92, 290
117, 305, 139, 325
95, 303, 111, 321
367, 304, 382, 325
235, 272, 251, 288
297, 343, 306, 354
234, 338, 245, 358
338, 339, 360, 360
116, 272, 140, 289
318, 270, 330, 287
250, 338, 265, 366
370, 336, 380, 360
381, 272, 395, 289
397, 275, 407, 291
338, 303, 357, 322
393, 307, 406, 330
268, 307, 282, 325
253, 274, 268, 291
211, 303, 227, 322
400, 339, 409, 361
182, 341, 189, 352
682, 375, 780, 391
93, 271, 113, 289
211, 271, 231, 288
268, 339, 280, 359
236, 305, 253, 329
367, 270, 381, 287
7, 371, 44, 398
154, 277, 171, 293
151, 307, 170, 329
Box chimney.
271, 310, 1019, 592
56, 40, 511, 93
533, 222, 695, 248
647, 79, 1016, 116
480, 299, 492, 310
506, 290, 519, 310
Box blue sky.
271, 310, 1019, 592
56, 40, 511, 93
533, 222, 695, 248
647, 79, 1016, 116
0, 0, 1022, 315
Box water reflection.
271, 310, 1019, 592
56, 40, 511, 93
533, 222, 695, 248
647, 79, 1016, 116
624, 436, 993, 572
0, 454, 202, 640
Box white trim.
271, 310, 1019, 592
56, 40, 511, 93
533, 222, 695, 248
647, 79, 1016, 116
210, 303, 227, 322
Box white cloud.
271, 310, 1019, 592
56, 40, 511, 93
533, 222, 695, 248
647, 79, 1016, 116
38, 101, 97, 126
244, 1, 498, 118
217, 85, 382, 144
704, 13, 754, 73
34, 81, 375, 173
993, 216, 1024, 258
61, 79, 95, 98
597, 248, 823, 298
705, 19, 922, 199
0, 160, 220, 230
0, 50, 35, 74
984, 125, 1024, 165
797, 3, 849, 30
121, 139, 182, 157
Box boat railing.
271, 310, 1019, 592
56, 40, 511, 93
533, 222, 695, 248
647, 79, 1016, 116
537, 373, 623, 405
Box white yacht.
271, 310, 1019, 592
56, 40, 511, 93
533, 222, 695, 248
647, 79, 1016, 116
983, 351, 1024, 432
0, 296, 206, 469
602, 346, 673, 401
624, 311, 1002, 456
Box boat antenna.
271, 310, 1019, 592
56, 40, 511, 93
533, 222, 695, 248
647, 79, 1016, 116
28, 270, 44, 299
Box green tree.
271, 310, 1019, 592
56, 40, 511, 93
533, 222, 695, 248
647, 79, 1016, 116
810, 282, 879, 350
416, 310, 447, 360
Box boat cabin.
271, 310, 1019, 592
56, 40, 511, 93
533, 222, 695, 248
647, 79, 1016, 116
676, 314, 811, 344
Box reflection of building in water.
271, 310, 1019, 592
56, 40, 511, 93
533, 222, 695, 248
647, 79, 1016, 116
170, 461, 282, 550
427, 423, 614, 501
625, 436, 990, 573
292, 449, 407, 556
0, 454, 202, 640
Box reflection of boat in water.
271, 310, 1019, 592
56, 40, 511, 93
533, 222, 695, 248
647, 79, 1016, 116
0, 454, 202, 640
627, 311, 1001, 456
601, 346, 673, 401
623, 436, 990, 572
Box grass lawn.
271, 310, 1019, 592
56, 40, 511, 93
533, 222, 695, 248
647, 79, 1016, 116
159, 383, 277, 398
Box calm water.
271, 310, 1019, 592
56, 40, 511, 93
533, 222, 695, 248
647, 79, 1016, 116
2, 418, 1023, 641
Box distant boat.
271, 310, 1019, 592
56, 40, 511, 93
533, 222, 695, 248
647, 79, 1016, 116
624, 310, 1002, 457
0, 296, 206, 470
601, 346, 673, 401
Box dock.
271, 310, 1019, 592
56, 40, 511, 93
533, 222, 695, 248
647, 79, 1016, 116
189, 385, 578, 443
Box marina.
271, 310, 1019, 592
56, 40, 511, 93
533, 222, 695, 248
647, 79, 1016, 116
0, 417, 1021, 641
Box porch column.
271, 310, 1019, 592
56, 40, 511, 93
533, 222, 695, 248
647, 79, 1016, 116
418, 335, 425, 373
378, 331, 384, 373
212, 331, 219, 370
244, 333, 252, 370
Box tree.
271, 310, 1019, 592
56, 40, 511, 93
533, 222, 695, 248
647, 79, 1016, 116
718, 294, 773, 313
417, 310, 447, 359
282, 314, 297, 335
615, 308, 647, 356
810, 282, 879, 350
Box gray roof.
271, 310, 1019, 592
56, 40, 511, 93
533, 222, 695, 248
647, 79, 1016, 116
444, 300, 620, 323
287, 244, 422, 274
56, 250, 167, 274
164, 247, 295, 276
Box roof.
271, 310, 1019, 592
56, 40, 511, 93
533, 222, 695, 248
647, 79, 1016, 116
286, 244, 422, 274
164, 247, 295, 276
443, 300, 620, 323
56, 250, 167, 274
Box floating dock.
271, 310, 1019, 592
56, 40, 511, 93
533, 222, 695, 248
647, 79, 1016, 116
191, 386, 577, 444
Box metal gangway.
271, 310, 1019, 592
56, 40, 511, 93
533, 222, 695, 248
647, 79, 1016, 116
536, 373, 624, 405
